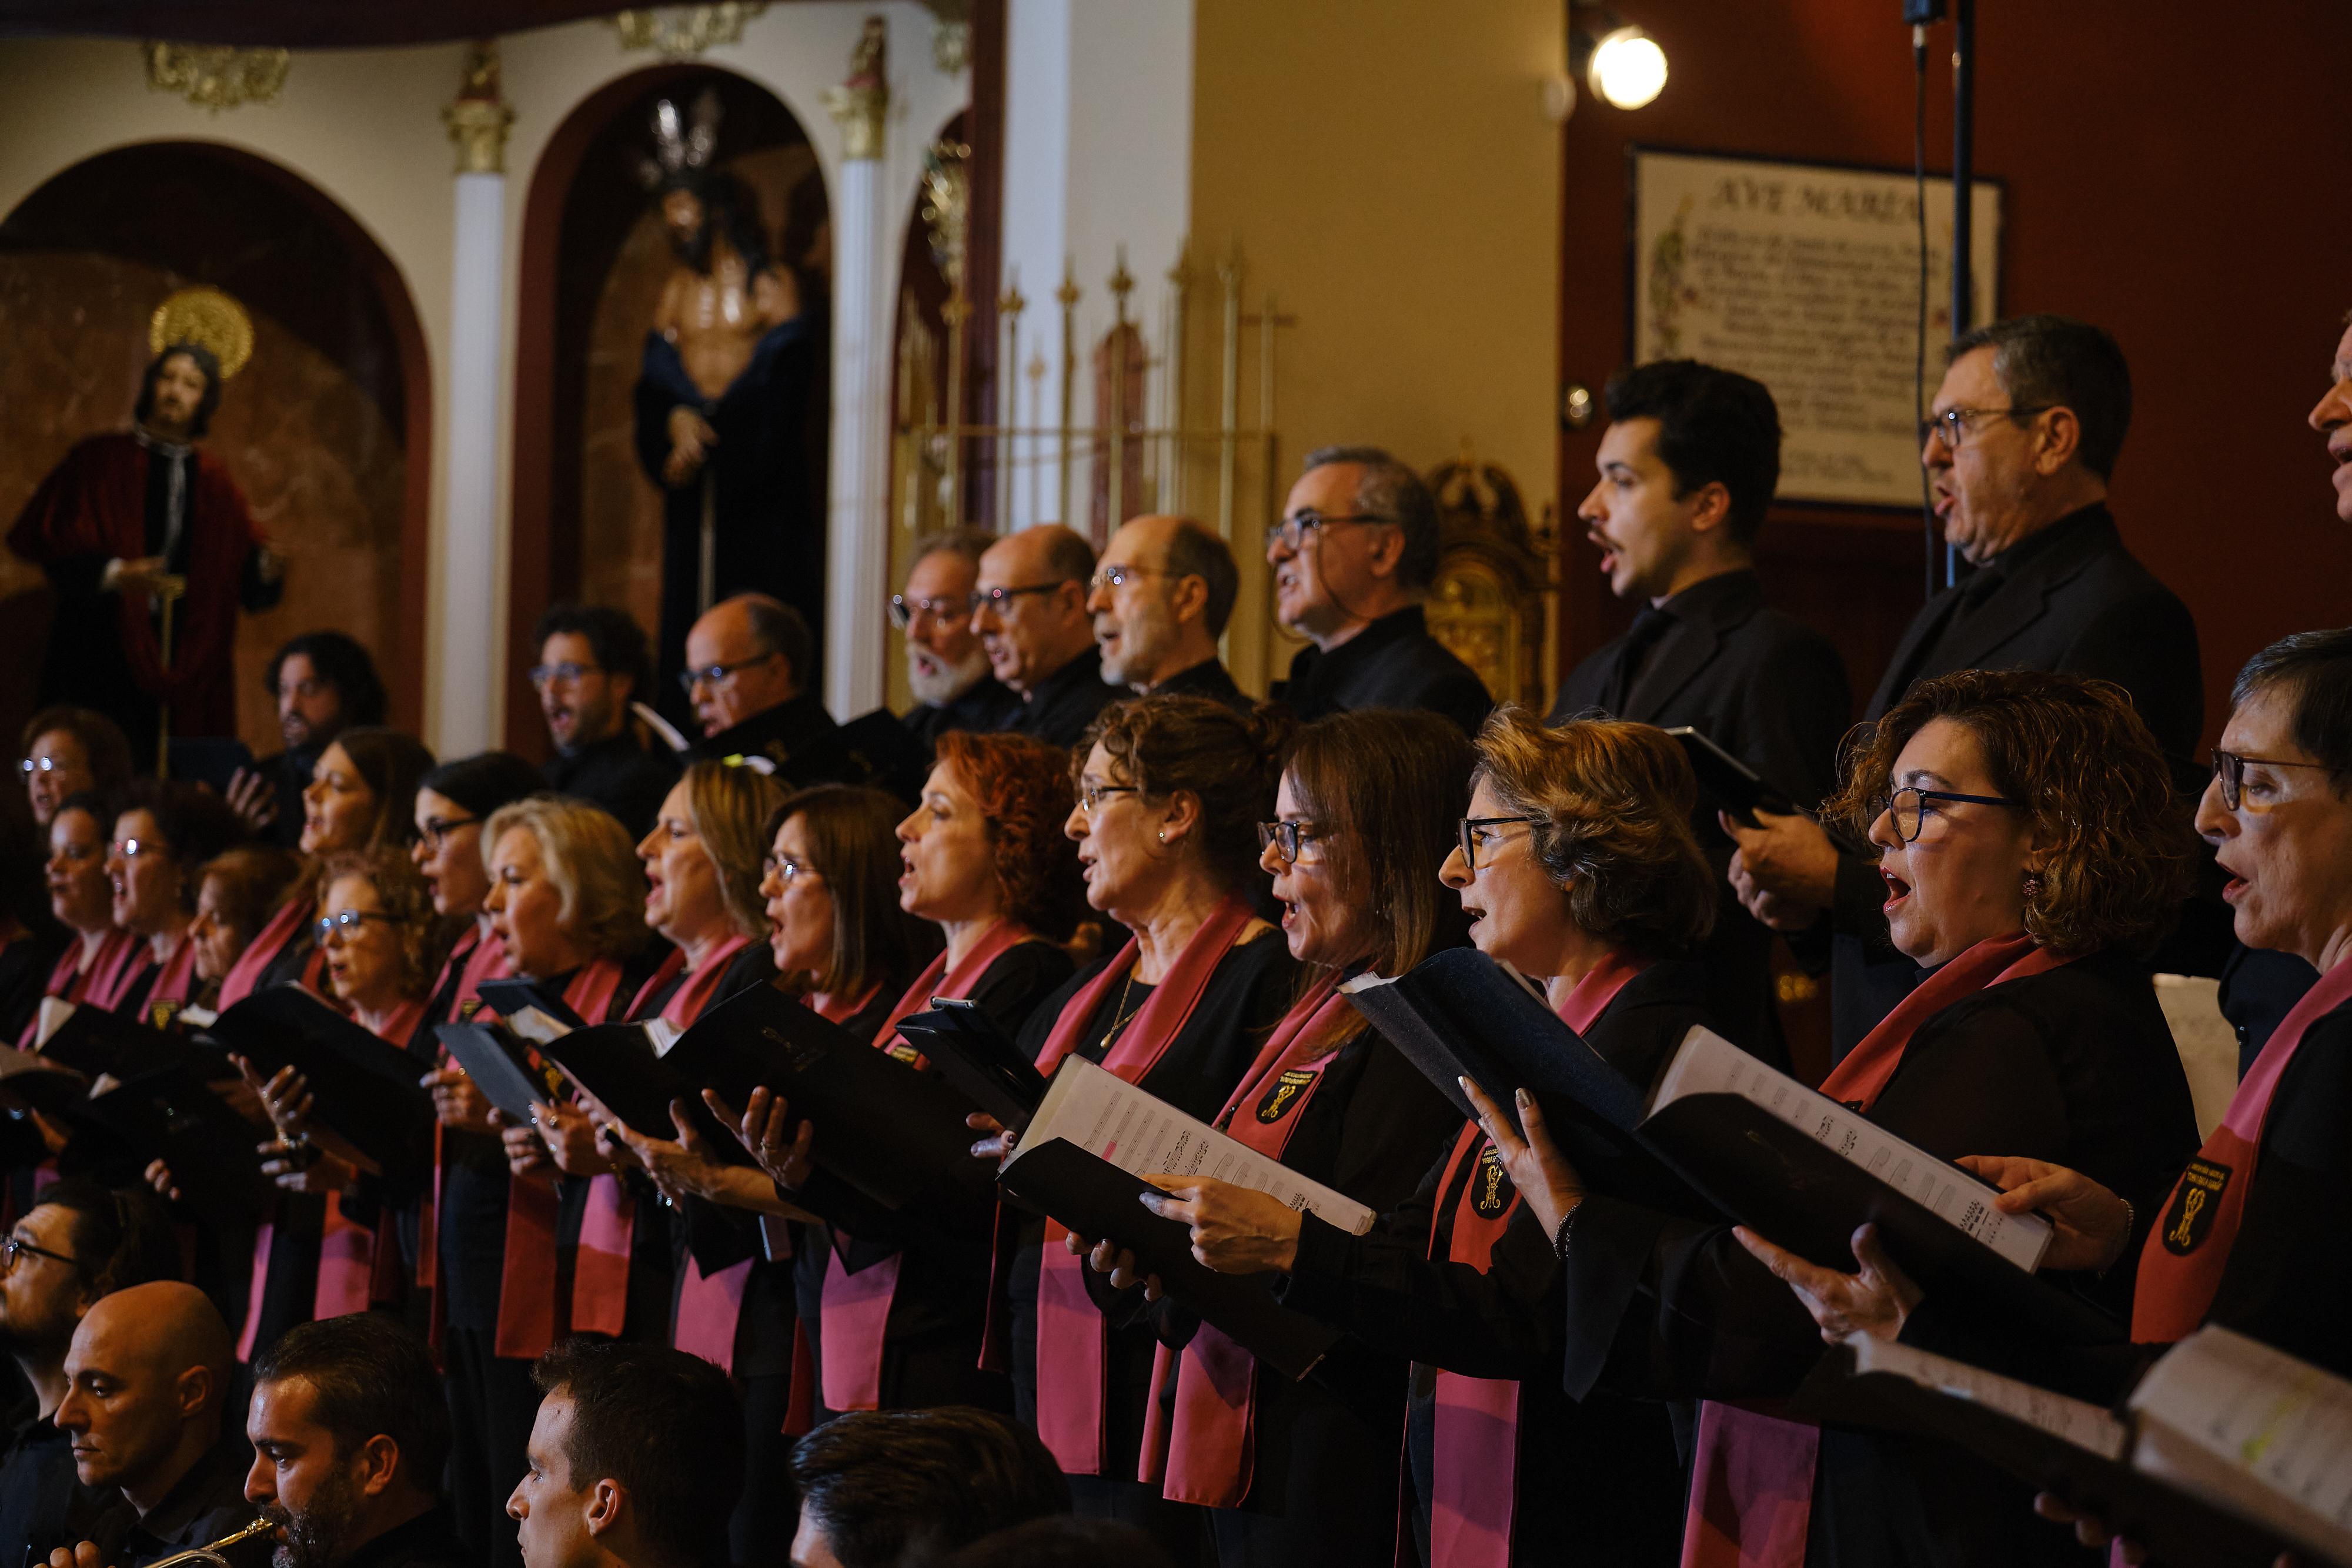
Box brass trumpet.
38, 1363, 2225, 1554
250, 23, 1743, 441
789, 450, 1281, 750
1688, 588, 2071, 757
145, 1516, 278, 1568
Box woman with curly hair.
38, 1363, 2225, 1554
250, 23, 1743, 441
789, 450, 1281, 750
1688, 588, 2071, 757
1484, 669, 2204, 1568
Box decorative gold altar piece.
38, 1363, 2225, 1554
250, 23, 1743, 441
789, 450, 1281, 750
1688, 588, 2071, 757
1425, 444, 1558, 712
613, 4, 769, 60
143, 41, 290, 112
149, 287, 255, 380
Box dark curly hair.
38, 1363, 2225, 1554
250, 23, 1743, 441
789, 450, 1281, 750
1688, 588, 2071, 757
1825, 668, 2194, 957
1076, 695, 1297, 895
315, 845, 459, 1002
934, 731, 1087, 940
1471, 706, 1716, 959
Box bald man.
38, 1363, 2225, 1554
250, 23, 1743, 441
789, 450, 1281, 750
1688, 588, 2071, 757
677, 595, 870, 791
1088, 514, 1250, 708
49, 1283, 265, 1568
971, 525, 1116, 747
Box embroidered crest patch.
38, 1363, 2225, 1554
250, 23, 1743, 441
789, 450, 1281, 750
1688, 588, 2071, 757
2159, 1157, 2231, 1255
1256, 1067, 1317, 1124
1472, 1143, 1514, 1218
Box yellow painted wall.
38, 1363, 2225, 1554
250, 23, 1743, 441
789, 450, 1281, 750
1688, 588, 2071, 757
1187, 0, 1564, 691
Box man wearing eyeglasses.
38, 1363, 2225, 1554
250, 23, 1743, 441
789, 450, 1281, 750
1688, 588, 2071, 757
1088, 514, 1250, 708
1265, 446, 1491, 737
893, 529, 1015, 752
530, 604, 677, 841
971, 524, 1116, 748
1723, 314, 2203, 1057
0, 1183, 178, 1568
678, 595, 876, 795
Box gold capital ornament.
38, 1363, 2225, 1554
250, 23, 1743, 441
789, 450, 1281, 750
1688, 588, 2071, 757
443, 41, 516, 175
144, 41, 289, 112
824, 16, 889, 161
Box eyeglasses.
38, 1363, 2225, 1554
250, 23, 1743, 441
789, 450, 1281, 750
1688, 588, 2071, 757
0, 1235, 77, 1272
1458, 816, 1538, 870
2210, 750, 2338, 811
108, 838, 164, 860
19, 757, 75, 777
528, 661, 602, 688
314, 910, 399, 942
763, 854, 819, 884
679, 653, 777, 693
1255, 820, 1327, 864
1263, 511, 1390, 553
1918, 405, 2054, 450
1077, 783, 1138, 816
1870, 787, 2024, 843
967, 581, 1073, 616
889, 594, 967, 630
1088, 563, 1171, 594
417, 815, 480, 852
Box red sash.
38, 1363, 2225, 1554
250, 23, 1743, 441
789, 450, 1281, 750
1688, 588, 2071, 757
1137, 974, 1362, 1505
416, 924, 506, 1295
807, 981, 883, 1025
495, 958, 629, 1358
2132, 951, 2352, 1342
820, 921, 1033, 1409
20, 932, 133, 1049
142, 935, 203, 1021
218, 894, 315, 1010
85, 934, 154, 1013
1031, 895, 1257, 1475
1682, 931, 2072, 1568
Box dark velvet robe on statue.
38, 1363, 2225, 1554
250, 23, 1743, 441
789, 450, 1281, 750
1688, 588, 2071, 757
8, 432, 280, 765
633, 319, 824, 711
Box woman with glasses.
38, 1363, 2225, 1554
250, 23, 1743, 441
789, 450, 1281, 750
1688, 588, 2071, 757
963, 694, 1295, 1552
17, 706, 132, 831
1077, 708, 1467, 1567
1481, 670, 2202, 1568
22, 791, 133, 1041
86, 780, 247, 1019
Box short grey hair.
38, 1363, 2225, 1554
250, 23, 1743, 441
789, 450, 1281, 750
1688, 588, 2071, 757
1302, 445, 1441, 590
1161, 517, 1240, 636
910, 526, 995, 571
737, 594, 813, 687
1946, 314, 2133, 481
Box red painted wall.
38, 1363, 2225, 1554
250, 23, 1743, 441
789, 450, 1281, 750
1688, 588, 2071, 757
1556, 0, 2352, 748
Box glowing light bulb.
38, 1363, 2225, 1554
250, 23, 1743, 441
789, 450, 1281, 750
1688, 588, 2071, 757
1587, 26, 1668, 110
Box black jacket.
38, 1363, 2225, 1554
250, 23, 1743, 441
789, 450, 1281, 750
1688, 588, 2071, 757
83, 1435, 263, 1568
335, 1509, 472, 1568
1551, 570, 1849, 1065
542, 733, 679, 841
689, 694, 869, 790
1825, 506, 2201, 1054
1144, 657, 1253, 712
1005, 647, 1120, 750
1272, 607, 1492, 737
902, 677, 1020, 753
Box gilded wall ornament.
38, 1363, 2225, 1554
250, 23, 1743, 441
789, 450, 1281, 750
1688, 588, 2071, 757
824, 16, 890, 161
612, 4, 767, 60
443, 41, 516, 175
920, 141, 970, 291
143, 41, 290, 112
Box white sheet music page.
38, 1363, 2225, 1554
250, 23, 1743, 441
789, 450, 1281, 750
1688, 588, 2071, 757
1016, 1055, 1375, 1235
1850, 1333, 2127, 1459
1650, 1025, 2053, 1270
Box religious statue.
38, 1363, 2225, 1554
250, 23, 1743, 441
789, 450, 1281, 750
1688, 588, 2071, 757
630, 89, 823, 706
8, 287, 285, 770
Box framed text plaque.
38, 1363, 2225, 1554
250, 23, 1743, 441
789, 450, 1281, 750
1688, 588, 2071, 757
1630, 147, 2002, 509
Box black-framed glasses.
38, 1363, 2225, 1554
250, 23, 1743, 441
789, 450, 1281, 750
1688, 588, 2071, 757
1458, 815, 1539, 870
1078, 783, 1138, 816
1870, 787, 2024, 843
1263, 511, 1391, 553
967, 581, 1074, 616
1088, 563, 1171, 594
0, 1235, 78, 1272
678, 653, 779, 693
1918, 404, 2054, 449
417, 815, 480, 852
1255, 820, 1327, 864
314, 910, 399, 942
762, 854, 819, 884
889, 593, 967, 630
527, 661, 602, 688
2211, 750, 2338, 811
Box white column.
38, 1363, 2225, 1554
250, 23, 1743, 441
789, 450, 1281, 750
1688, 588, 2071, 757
824, 104, 894, 716
436, 169, 506, 755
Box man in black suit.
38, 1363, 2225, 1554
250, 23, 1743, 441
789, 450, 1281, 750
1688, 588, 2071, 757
1725, 315, 2203, 1056
1089, 513, 1251, 708
1549, 360, 1849, 1064
973, 524, 1117, 748
532, 604, 678, 840
679, 595, 871, 788
1266, 446, 1492, 735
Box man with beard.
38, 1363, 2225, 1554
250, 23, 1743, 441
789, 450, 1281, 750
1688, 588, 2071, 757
44, 1283, 259, 1568
229, 634, 387, 850
9, 337, 285, 773
1087, 513, 1249, 708
530, 605, 677, 840
894, 529, 1015, 751
241, 1316, 461, 1568
0, 1183, 179, 1568
631, 92, 821, 711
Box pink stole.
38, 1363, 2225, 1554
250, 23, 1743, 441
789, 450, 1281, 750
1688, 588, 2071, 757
2132, 950, 2352, 1342
140, 934, 203, 1022
1681, 931, 2070, 1568
19, 931, 134, 1048
84, 933, 155, 1013
1136, 973, 1360, 1505
494, 958, 629, 1358
217, 894, 315, 1009
818, 920, 1031, 1409
1030, 895, 1257, 1475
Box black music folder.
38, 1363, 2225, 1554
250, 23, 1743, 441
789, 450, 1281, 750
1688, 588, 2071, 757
537, 1021, 754, 1167
891, 999, 1049, 1129
80, 1067, 277, 1222
475, 977, 587, 1031
34, 999, 229, 1084
1665, 726, 1867, 851
200, 985, 435, 1175
433, 1022, 561, 1125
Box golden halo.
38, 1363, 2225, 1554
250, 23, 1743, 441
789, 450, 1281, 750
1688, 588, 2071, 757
148, 286, 254, 380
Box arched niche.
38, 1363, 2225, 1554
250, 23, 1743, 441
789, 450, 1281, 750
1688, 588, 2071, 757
510, 63, 830, 757
0, 141, 433, 753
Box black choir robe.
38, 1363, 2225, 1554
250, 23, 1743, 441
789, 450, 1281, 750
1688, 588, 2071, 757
902, 675, 1021, 754
687, 693, 871, 788
1818, 507, 2202, 1057
1278, 959, 1716, 1568
1272, 606, 1493, 738
542, 732, 680, 842
1006, 646, 1122, 750
1145, 657, 1253, 711
1549, 569, 1848, 1065
1565, 948, 2200, 1568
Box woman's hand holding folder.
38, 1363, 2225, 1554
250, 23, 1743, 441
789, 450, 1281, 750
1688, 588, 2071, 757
706, 1086, 814, 1193
964, 1111, 1017, 1167
1137, 1176, 1304, 1276
1460, 1077, 1586, 1241
421, 1062, 497, 1135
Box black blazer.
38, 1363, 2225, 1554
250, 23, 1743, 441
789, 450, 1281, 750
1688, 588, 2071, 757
1827, 506, 2203, 1054
1272, 606, 1493, 737
1551, 570, 1850, 1065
